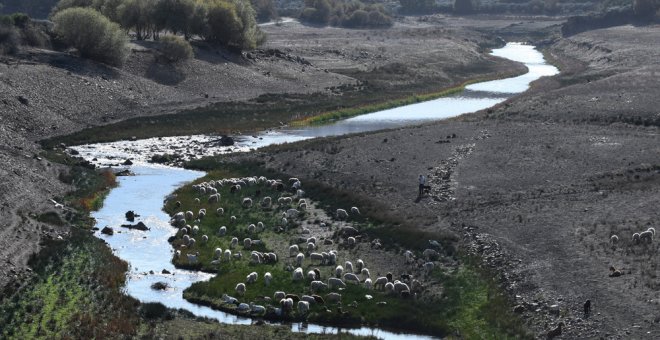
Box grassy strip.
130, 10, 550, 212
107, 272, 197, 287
173, 159, 529, 338
291, 72, 523, 126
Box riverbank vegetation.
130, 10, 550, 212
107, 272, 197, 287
164, 161, 529, 338
299, 0, 393, 28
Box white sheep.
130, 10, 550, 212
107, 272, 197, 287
648, 227, 656, 236
198, 209, 206, 219
299, 203, 307, 210
351, 206, 360, 215
336, 209, 349, 220
404, 250, 415, 264
394, 282, 410, 294
307, 270, 316, 281
188, 238, 196, 248
302, 227, 311, 234
186, 252, 200, 264
274, 291, 286, 300
264, 272, 272, 286
345, 261, 353, 273
250, 252, 263, 264
310, 252, 325, 265
328, 277, 346, 290
307, 242, 316, 252
310, 280, 328, 293
286, 208, 299, 219
246, 272, 258, 284
261, 197, 272, 208
640, 230, 653, 243
374, 277, 388, 290
216, 208, 224, 216
361, 268, 370, 279
347, 237, 356, 246
243, 238, 252, 249
335, 265, 344, 278
192, 225, 199, 235
307, 237, 317, 244
230, 216, 237, 224
257, 221, 265, 231
194, 198, 200, 204
214, 247, 223, 259
423, 248, 439, 260
297, 300, 310, 315
293, 267, 304, 281
424, 262, 435, 273
201, 235, 208, 244
301, 295, 316, 305
610, 235, 619, 244
364, 278, 373, 290
343, 273, 360, 284
235, 282, 246, 296
185, 211, 194, 220
222, 293, 238, 305
247, 224, 256, 233
182, 234, 190, 244
633, 232, 641, 244
325, 292, 341, 303
384, 282, 395, 293
230, 237, 239, 248
224, 249, 232, 261
289, 244, 299, 256
296, 252, 305, 267
218, 226, 227, 236
356, 259, 364, 272
250, 303, 266, 315
242, 197, 253, 208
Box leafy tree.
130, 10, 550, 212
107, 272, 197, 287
453, 0, 473, 14
633, 0, 659, 19
117, 0, 155, 40
399, 0, 436, 14
52, 7, 128, 65
0, 23, 20, 55
250, 0, 277, 22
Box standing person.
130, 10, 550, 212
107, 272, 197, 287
418, 174, 426, 197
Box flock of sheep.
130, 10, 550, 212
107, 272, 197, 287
168, 175, 441, 319
610, 227, 655, 246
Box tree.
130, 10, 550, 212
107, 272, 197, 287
117, 0, 154, 40
159, 34, 193, 61
633, 0, 659, 19
52, 7, 128, 65
399, 0, 436, 14
453, 0, 473, 14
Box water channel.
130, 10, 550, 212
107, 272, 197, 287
73, 43, 558, 339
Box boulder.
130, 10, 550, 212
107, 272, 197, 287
220, 135, 235, 146
101, 226, 114, 235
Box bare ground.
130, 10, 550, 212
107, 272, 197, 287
240, 24, 660, 338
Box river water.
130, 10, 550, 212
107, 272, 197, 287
74, 43, 557, 339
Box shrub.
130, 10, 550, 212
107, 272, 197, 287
0, 24, 20, 55
159, 34, 193, 62
52, 7, 128, 66
300, 0, 392, 28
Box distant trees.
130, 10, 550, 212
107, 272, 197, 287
399, 0, 437, 14
300, 0, 393, 28
52, 7, 128, 65
633, 0, 659, 19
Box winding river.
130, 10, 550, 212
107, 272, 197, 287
73, 43, 558, 339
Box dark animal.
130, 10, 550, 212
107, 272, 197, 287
313, 268, 321, 281
285, 294, 300, 302
386, 272, 393, 283
400, 274, 411, 282
609, 266, 622, 277
583, 299, 591, 317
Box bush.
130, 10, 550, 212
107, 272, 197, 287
300, 0, 393, 28
52, 7, 128, 66
159, 35, 193, 62
0, 24, 20, 55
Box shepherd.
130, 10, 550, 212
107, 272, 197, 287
418, 174, 426, 197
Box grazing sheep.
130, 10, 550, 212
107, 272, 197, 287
299, 203, 307, 210
310, 280, 328, 293
424, 262, 435, 273
632, 232, 641, 244
374, 277, 388, 290
328, 252, 337, 265
296, 189, 305, 198
282, 217, 288, 226
289, 244, 299, 256
264, 272, 272, 286
293, 267, 304, 281
246, 272, 258, 284
286, 208, 299, 218
250, 252, 263, 264
335, 265, 344, 278
250, 303, 266, 315
648, 227, 656, 236
336, 209, 349, 220
274, 291, 286, 300
350, 207, 360, 215
404, 250, 415, 264
640, 230, 653, 243
261, 196, 272, 208
247, 224, 256, 234
364, 278, 373, 289
347, 237, 356, 246
174, 212, 185, 221
356, 259, 364, 272
384, 282, 395, 293
296, 253, 305, 267
216, 208, 224, 216
235, 283, 246, 296
233, 252, 243, 260
307, 270, 317, 281
266, 252, 278, 263
328, 277, 346, 290
188, 238, 196, 248
311, 295, 325, 304
400, 290, 411, 299
345, 261, 353, 273
307, 237, 317, 244
243, 238, 252, 249
185, 211, 194, 220
230, 216, 237, 224
242, 197, 253, 208
301, 228, 311, 234
298, 301, 310, 315
325, 292, 341, 303
301, 295, 316, 305
198, 209, 206, 219
175, 250, 181, 258
423, 248, 439, 260
182, 234, 190, 244
224, 249, 232, 261
218, 226, 227, 236
214, 248, 223, 259
201, 235, 208, 244
280, 298, 294, 313
187, 252, 200, 264
394, 282, 410, 293
307, 242, 315, 252
343, 273, 360, 284
230, 237, 238, 248
208, 194, 220, 204
192, 225, 199, 235
194, 198, 200, 204
257, 221, 265, 231
310, 252, 325, 265
361, 268, 370, 279
222, 294, 238, 305
610, 235, 619, 244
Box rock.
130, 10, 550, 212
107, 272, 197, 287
125, 210, 137, 222
69, 149, 79, 155
151, 281, 169, 290
123, 159, 133, 166
162, 269, 171, 274
514, 305, 525, 313
17, 96, 29, 105
120, 221, 149, 231
220, 135, 235, 146
101, 226, 114, 235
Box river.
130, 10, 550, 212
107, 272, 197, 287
73, 43, 558, 339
